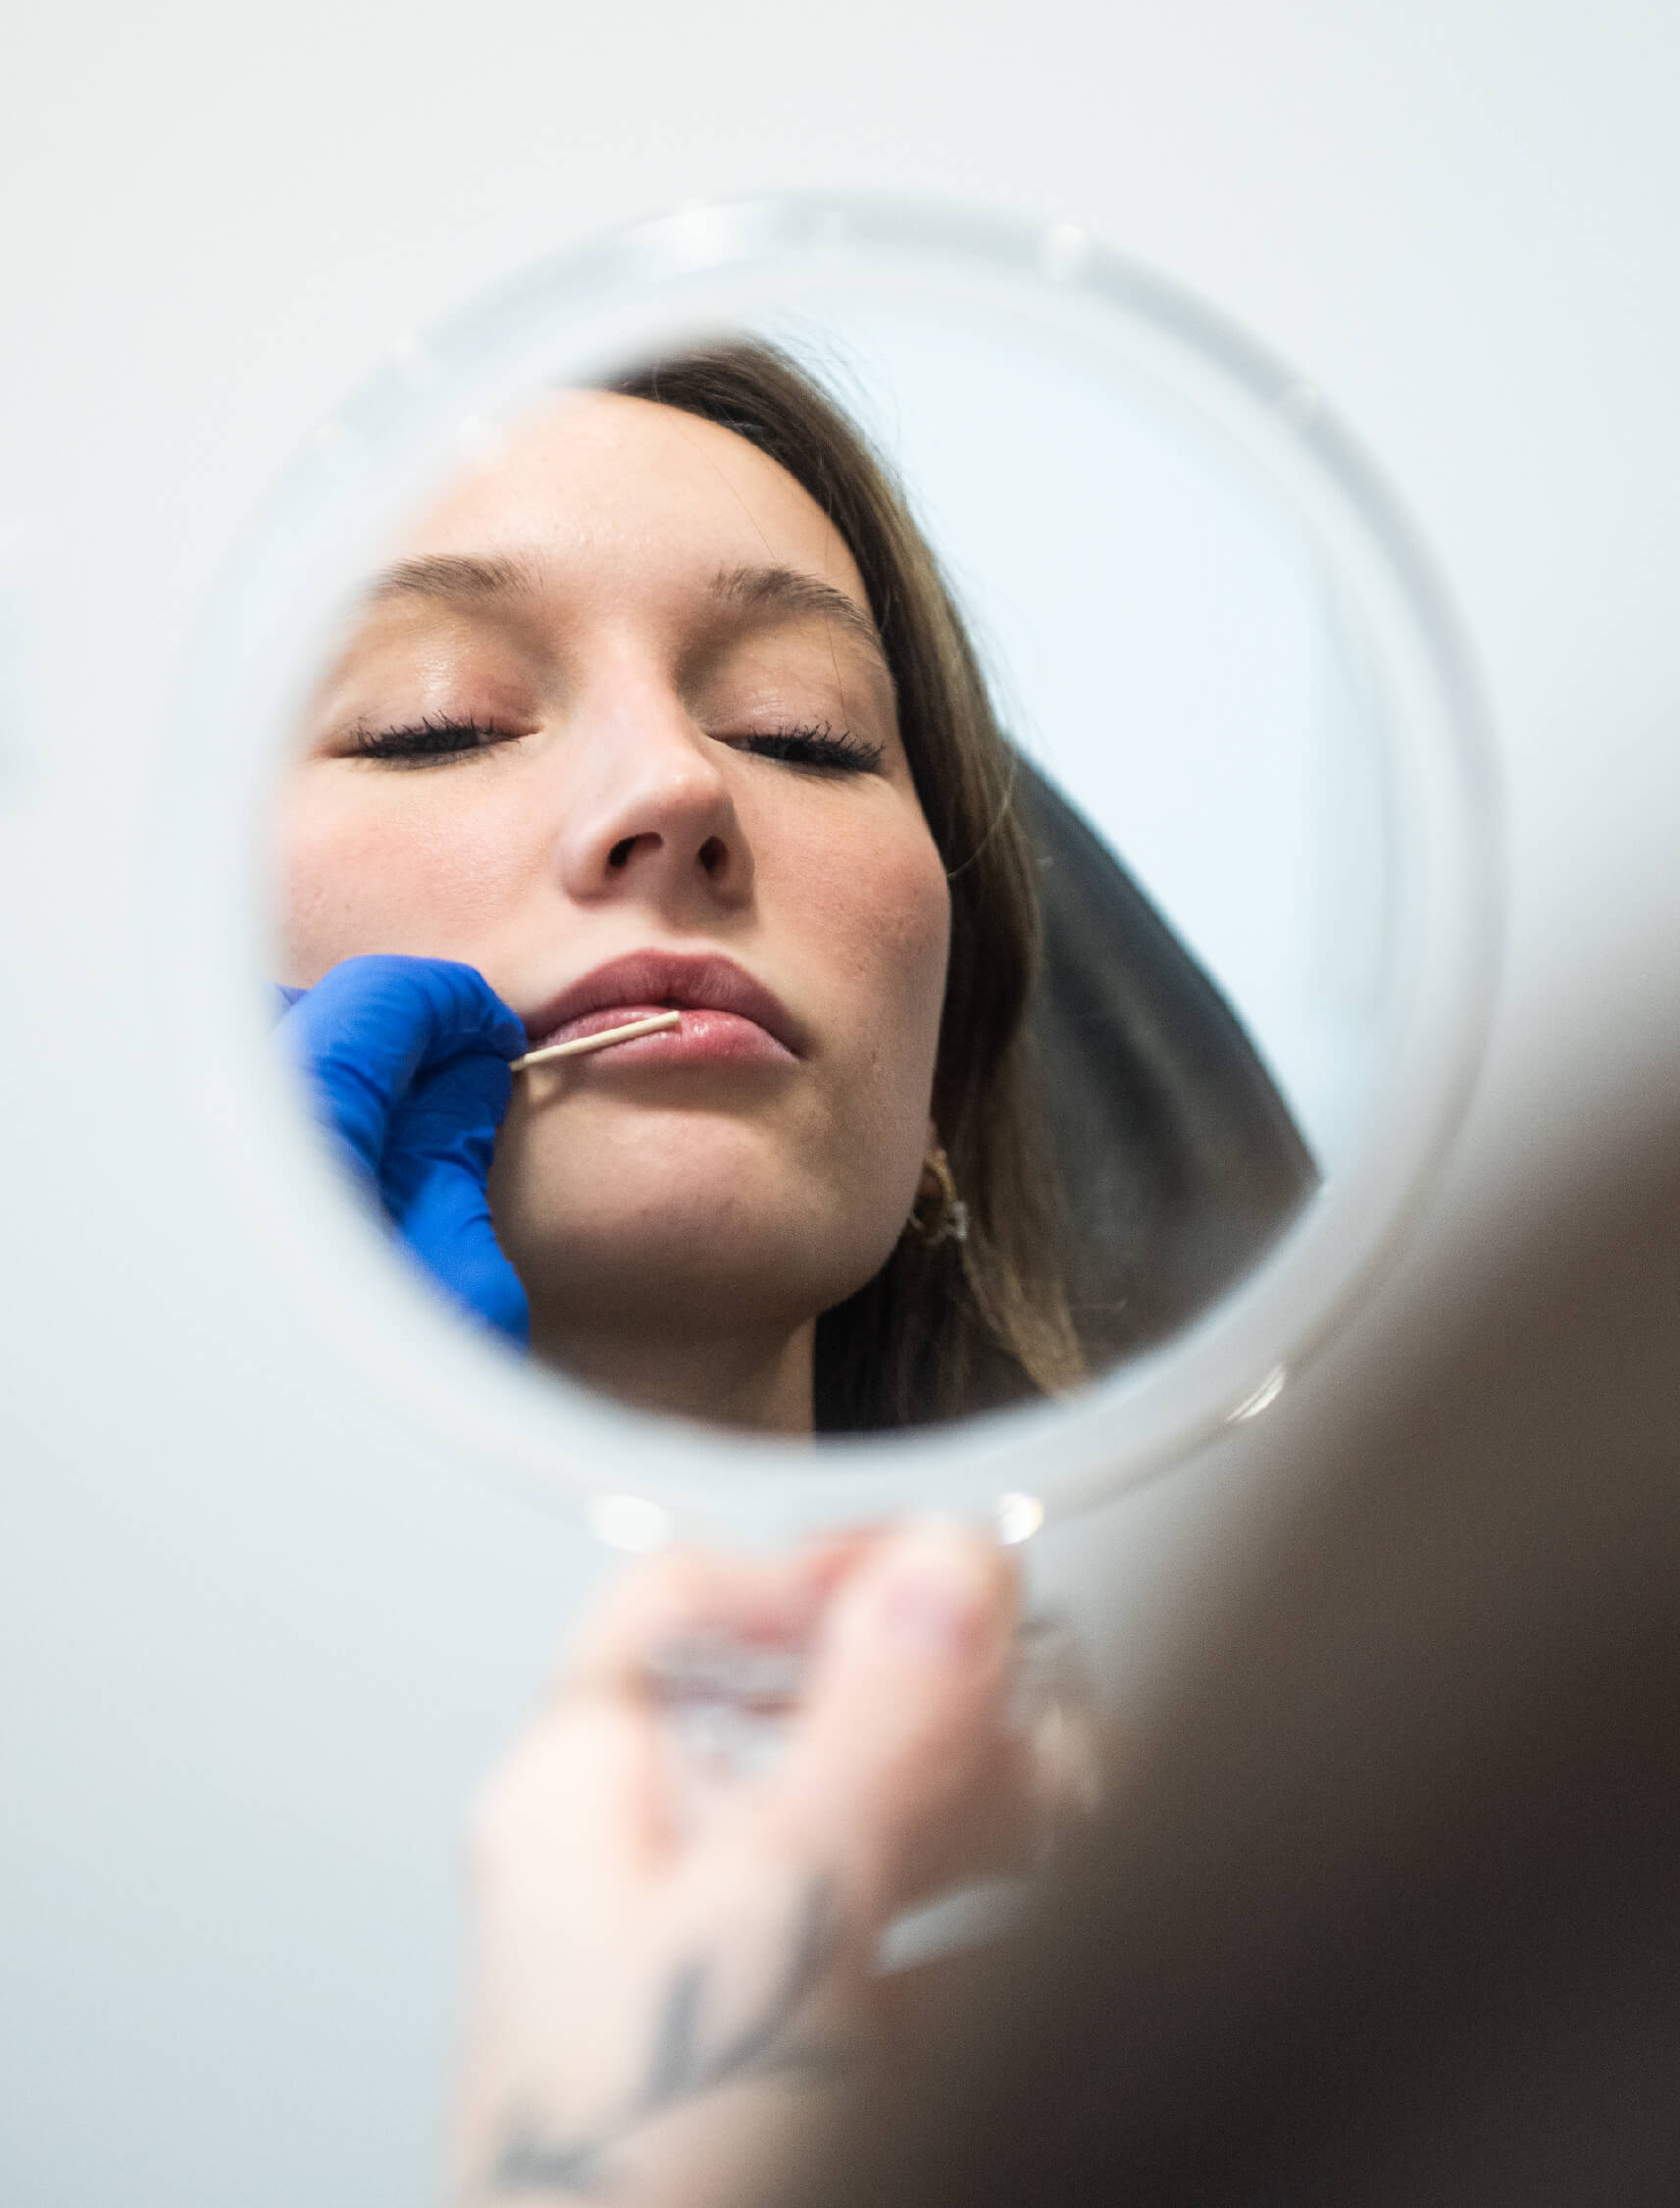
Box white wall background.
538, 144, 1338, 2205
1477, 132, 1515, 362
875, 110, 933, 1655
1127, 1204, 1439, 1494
3, 5, 1679, 2203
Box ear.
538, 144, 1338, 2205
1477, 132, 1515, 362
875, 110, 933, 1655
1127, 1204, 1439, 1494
918, 1118, 941, 1195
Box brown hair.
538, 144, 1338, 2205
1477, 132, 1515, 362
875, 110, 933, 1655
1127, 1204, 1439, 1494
607, 341, 1084, 1430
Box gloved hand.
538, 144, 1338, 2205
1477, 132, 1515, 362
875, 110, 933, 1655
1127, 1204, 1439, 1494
277, 954, 531, 1347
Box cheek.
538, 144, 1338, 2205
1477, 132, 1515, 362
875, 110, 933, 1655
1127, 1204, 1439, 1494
274, 779, 535, 981
791, 815, 949, 1266
774, 806, 950, 1090
869, 843, 952, 1060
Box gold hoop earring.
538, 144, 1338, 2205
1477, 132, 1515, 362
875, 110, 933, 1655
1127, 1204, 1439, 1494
905, 1143, 970, 1247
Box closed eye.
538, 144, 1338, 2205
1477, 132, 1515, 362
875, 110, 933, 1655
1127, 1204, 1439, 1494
733, 724, 884, 775
350, 715, 520, 767
348, 716, 883, 776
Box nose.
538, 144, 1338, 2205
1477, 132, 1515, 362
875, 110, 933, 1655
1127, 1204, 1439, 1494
554, 675, 754, 913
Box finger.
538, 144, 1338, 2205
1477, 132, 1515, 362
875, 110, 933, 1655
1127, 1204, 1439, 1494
763, 1521, 1021, 1914
557, 1540, 877, 1709
467, 1688, 671, 1895
503, 1546, 874, 1883
278, 954, 525, 1176
382, 1054, 528, 1343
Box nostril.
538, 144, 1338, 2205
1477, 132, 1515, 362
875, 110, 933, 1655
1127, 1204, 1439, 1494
698, 835, 727, 877
608, 836, 636, 870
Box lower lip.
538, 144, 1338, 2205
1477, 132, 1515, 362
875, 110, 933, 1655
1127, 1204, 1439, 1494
528, 1004, 796, 1068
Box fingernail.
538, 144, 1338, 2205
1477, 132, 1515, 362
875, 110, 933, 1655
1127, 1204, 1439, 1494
872, 1522, 998, 1661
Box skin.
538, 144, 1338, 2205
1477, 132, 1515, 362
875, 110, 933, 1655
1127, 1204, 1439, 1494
278, 392, 952, 1433
452, 1525, 1032, 2208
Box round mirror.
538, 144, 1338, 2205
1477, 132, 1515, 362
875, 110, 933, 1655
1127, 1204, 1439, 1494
155, 196, 1497, 1544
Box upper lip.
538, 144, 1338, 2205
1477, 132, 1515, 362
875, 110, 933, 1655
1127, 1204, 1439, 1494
523, 950, 807, 1056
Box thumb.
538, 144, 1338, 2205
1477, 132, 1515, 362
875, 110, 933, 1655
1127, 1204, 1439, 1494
763, 1523, 1020, 1918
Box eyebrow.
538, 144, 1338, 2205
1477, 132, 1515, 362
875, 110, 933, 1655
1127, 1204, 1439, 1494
710, 563, 888, 662
359, 552, 888, 667
364, 553, 542, 608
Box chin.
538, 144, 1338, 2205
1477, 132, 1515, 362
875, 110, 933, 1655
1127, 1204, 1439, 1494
492, 1125, 910, 1339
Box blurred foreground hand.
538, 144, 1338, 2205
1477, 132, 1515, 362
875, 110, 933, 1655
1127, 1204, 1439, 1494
450, 1523, 1032, 2208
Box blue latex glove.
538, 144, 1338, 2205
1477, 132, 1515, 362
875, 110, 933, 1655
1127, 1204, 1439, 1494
277, 954, 531, 1346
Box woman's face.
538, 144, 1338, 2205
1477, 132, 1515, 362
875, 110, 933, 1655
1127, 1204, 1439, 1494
279, 392, 951, 1375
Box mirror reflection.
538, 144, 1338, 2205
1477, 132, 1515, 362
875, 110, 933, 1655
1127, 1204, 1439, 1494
274, 334, 1330, 1439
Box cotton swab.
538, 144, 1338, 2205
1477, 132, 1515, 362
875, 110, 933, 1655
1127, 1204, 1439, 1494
509, 1009, 682, 1073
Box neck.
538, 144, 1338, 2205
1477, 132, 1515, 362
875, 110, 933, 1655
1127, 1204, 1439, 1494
529, 1309, 817, 1436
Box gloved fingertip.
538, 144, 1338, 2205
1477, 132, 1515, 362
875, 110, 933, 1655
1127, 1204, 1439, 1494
462, 1270, 531, 1351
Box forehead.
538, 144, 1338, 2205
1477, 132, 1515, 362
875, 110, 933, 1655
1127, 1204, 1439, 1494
390, 389, 872, 618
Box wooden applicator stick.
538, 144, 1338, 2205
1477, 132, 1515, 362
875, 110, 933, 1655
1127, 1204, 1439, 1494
509, 1010, 682, 1073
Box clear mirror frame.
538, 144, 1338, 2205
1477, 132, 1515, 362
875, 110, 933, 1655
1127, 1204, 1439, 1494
151, 194, 1500, 1548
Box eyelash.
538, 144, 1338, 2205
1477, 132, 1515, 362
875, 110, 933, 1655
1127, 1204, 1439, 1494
351, 714, 511, 767
351, 716, 884, 776
733, 722, 884, 776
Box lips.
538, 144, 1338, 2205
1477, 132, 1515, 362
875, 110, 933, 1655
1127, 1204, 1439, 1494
523, 950, 806, 1064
